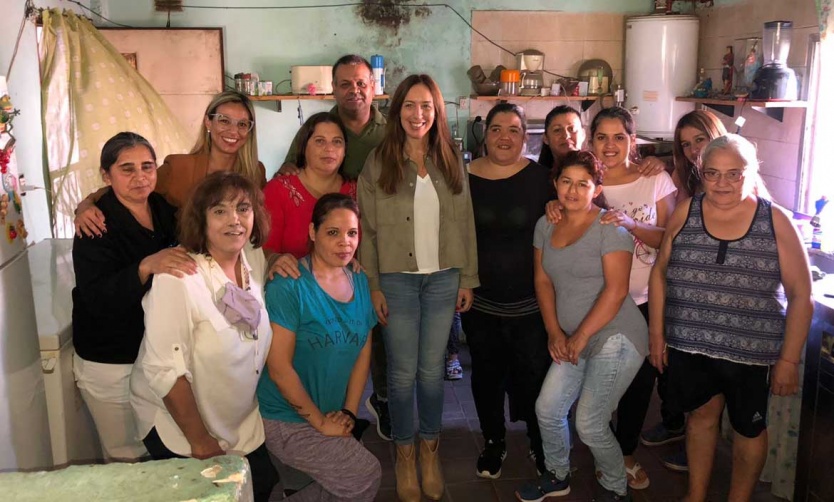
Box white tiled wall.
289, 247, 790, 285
469, 10, 625, 120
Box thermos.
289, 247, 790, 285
371, 54, 385, 95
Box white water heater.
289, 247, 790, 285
625, 15, 699, 140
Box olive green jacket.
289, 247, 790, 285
358, 149, 479, 291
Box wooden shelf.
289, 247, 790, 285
472, 95, 599, 101
675, 96, 808, 122
250, 94, 389, 112
473, 94, 601, 111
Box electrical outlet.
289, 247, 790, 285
458, 96, 470, 109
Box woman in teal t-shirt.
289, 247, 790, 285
257, 193, 381, 501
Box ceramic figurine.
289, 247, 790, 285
722, 46, 734, 95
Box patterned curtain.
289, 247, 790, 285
39, 9, 190, 237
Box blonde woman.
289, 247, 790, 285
74, 90, 266, 236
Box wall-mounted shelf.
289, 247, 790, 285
473, 94, 601, 111
250, 94, 389, 112
675, 96, 808, 122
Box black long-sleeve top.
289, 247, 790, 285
72, 190, 178, 364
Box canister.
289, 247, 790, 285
500, 69, 521, 95
371, 55, 385, 95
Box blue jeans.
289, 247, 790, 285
535, 333, 643, 495
379, 269, 460, 444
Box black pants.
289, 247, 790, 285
461, 308, 551, 455
143, 427, 279, 502
614, 303, 686, 456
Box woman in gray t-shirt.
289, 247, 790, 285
515, 151, 647, 502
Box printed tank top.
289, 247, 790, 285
665, 194, 787, 365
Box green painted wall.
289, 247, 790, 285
102, 0, 652, 175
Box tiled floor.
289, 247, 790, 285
356, 346, 787, 502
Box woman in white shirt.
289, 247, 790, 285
130, 171, 277, 502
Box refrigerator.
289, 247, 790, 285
28, 238, 102, 466
0, 75, 53, 471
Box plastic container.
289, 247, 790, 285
371, 55, 385, 95
499, 70, 521, 96
763, 21, 792, 65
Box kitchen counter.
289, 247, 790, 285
0, 454, 253, 502
795, 273, 834, 501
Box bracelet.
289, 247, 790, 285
340, 408, 357, 421
778, 357, 800, 365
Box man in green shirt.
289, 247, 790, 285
278, 55, 387, 180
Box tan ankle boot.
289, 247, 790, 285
419, 438, 445, 500
396, 443, 420, 502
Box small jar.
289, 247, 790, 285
499, 70, 521, 96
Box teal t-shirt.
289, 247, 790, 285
257, 263, 377, 422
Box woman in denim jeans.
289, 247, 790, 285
358, 74, 478, 502
516, 151, 647, 502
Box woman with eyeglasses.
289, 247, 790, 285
130, 172, 278, 502
74, 91, 266, 237
649, 134, 812, 502
588, 106, 677, 492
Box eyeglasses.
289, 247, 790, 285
210, 113, 254, 133
701, 169, 745, 183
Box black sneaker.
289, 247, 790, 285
592, 486, 632, 501
639, 422, 685, 447
515, 471, 571, 501
661, 448, 689, 472
476, 439, 507, 479
364, 393, 392, 441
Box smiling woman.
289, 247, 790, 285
463, 103, 554, 479
130, 171, 278, 502
358, 74, 478, 502
262, 112, 357, 278
73, 91, 267, 238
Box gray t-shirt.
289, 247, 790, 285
533, 211, 648, 358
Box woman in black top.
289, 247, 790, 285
463, 104, 554, 478
72, 132, 196, 461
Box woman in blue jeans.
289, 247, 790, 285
516, 151, 647, 502
358, 74, 478, 502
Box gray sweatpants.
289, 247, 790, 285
263, 418, 381, 502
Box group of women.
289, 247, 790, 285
70, 69, 812, 502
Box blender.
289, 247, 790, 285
516, 49, 545, 96
751, 21, 797, 100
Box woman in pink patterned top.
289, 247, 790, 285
264, 113, 357, 274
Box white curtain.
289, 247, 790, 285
39, 9, 190, 237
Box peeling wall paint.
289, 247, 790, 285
101, 0, 652, 176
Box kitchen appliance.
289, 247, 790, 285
751, 21, 797, 100
291, 66, 333, 95
516, 49, 545, 96
578, 59, 613, 95
0, 76, 53, 472
29, 239, 102, 466
625, 15, 699, 140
